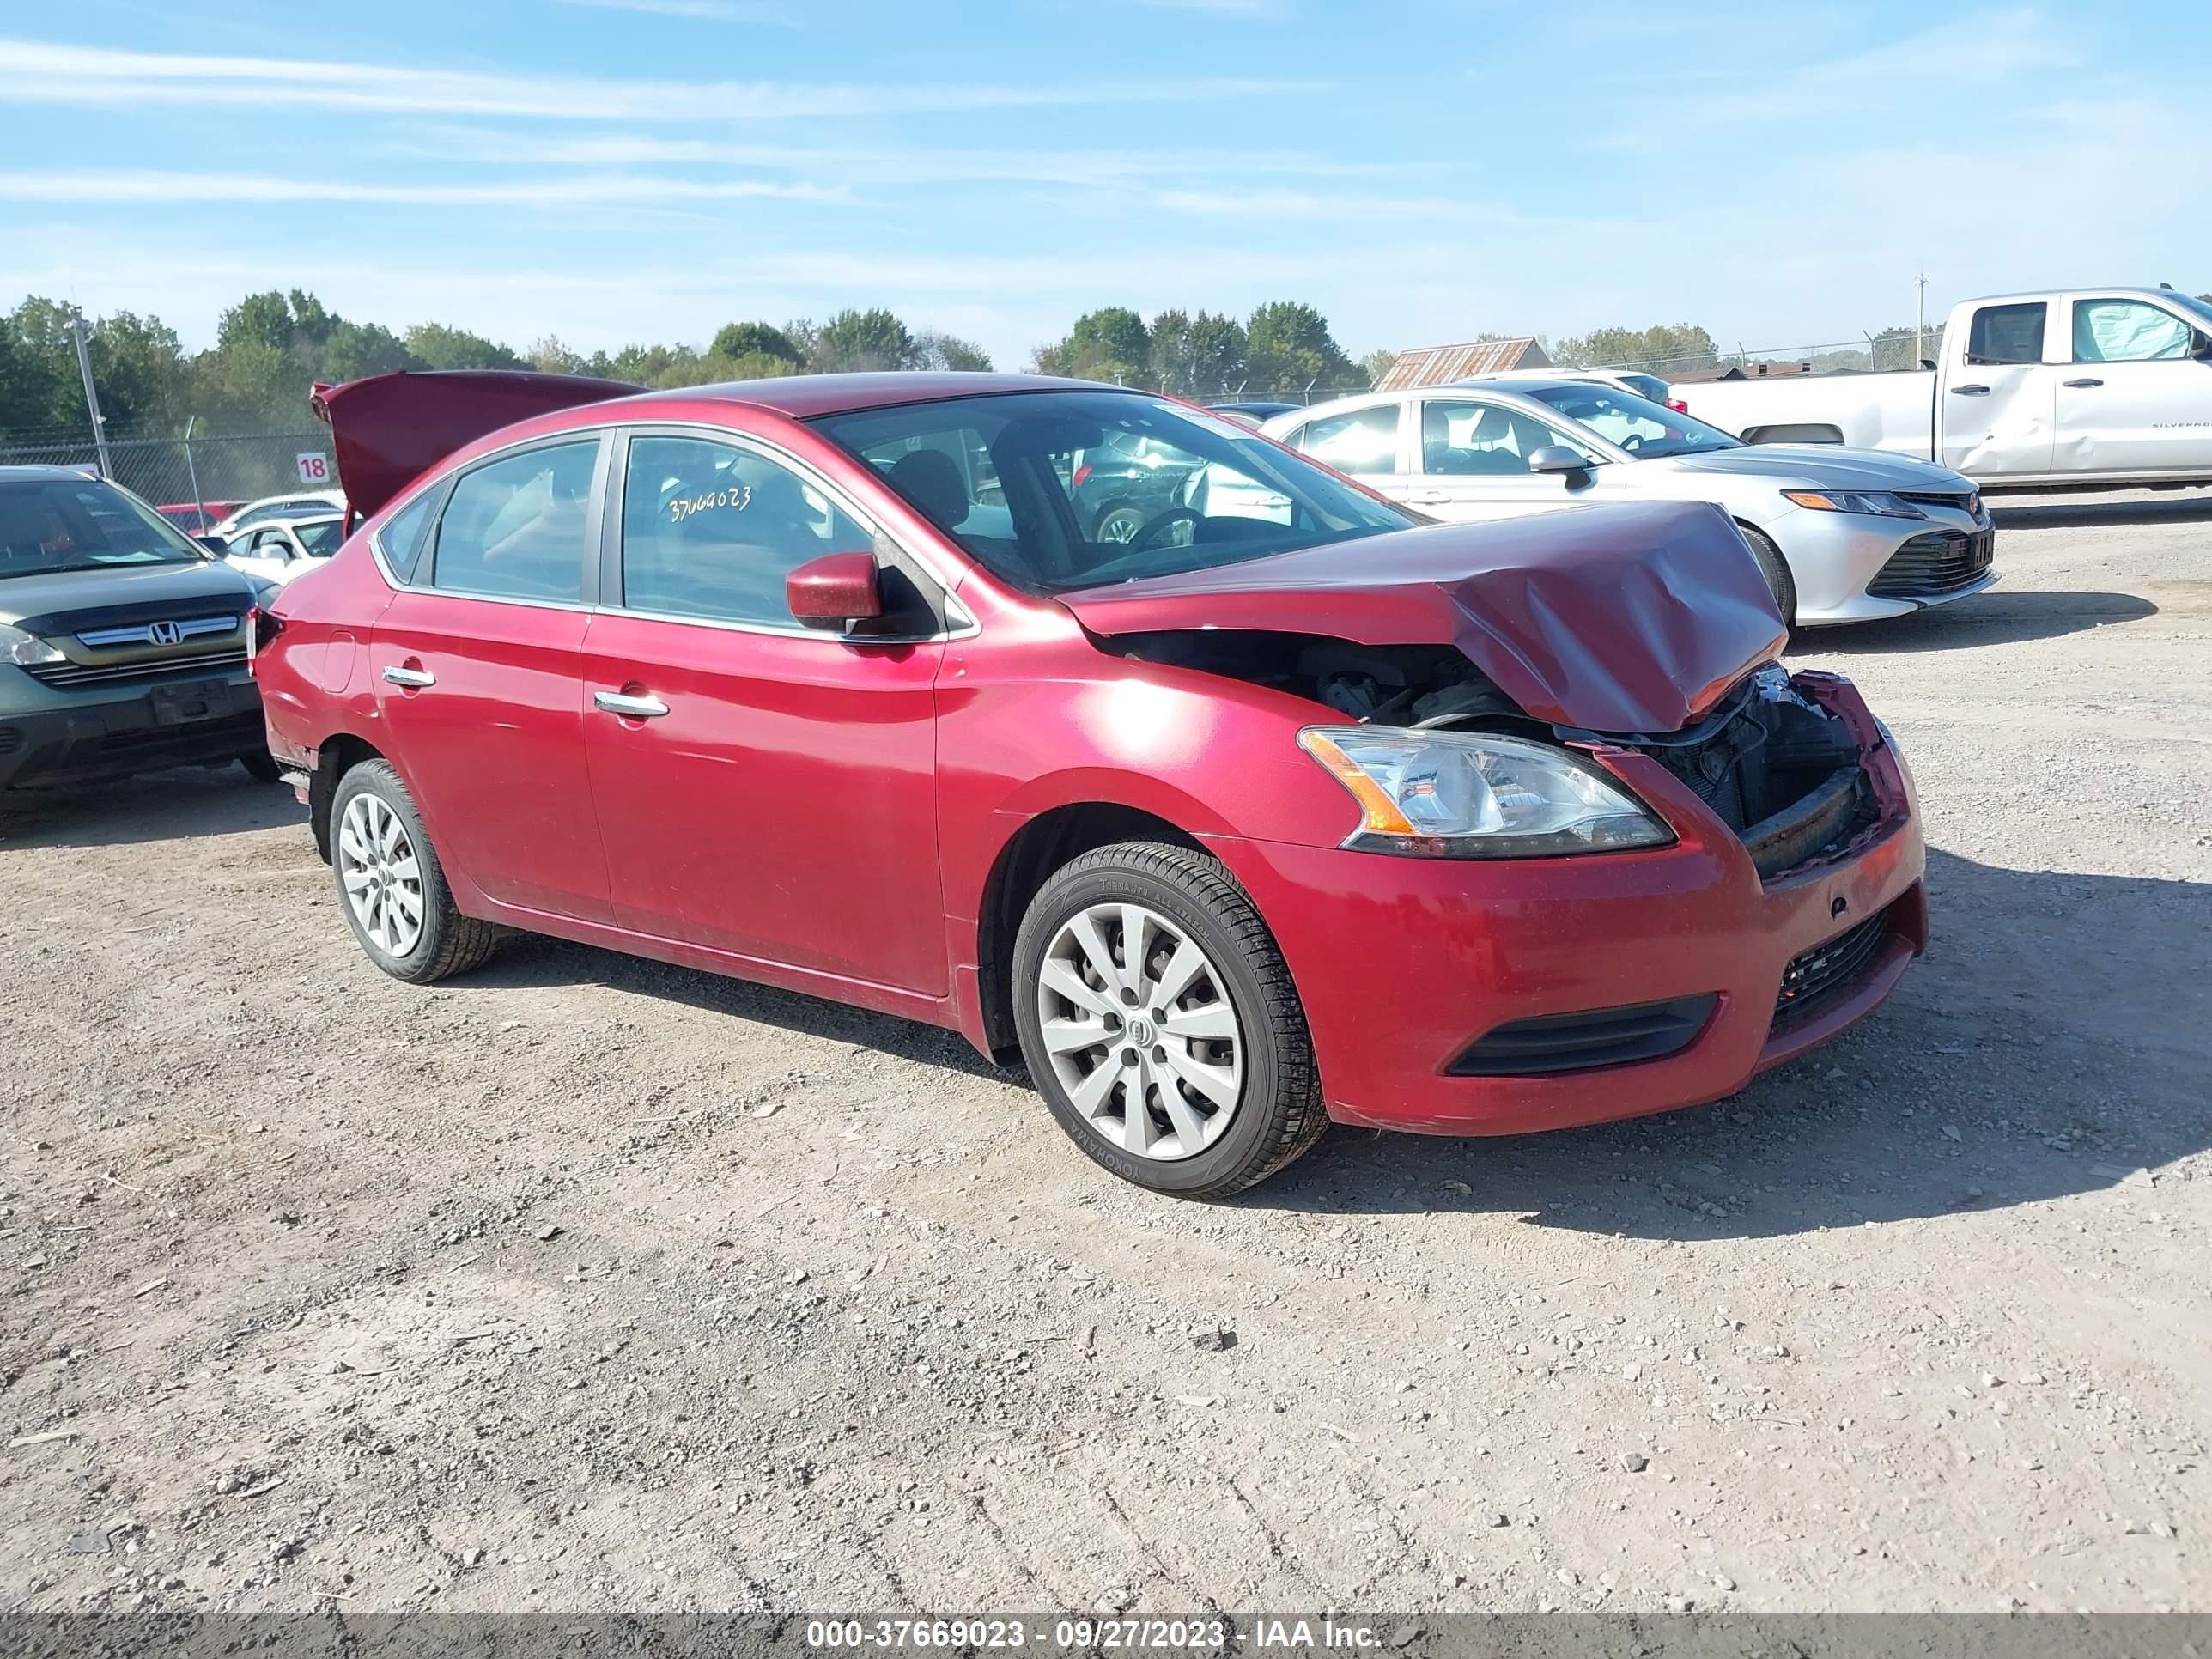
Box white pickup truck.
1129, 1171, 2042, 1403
1676, 287, 2212, 490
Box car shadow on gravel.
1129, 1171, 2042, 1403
1788, 588, 2157, 654
469, 932, 1007, 1079
1990, 494, 2212, 530
0, 767, 301, 849
1243, 847, 2212, 1239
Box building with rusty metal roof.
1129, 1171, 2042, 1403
1374, 337, 1552, 392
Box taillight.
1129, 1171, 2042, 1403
248, 606, 285, 659
1073, 464, 1092, 489
1668, 399, 1689, 413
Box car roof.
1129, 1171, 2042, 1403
0, 464, 104, 482
621, 371, 1098, 421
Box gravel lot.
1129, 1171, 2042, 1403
3, 489, 2207, 1618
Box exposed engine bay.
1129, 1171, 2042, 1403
1106, 630, 1877, 878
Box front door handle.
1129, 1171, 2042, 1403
1949, 384, 1990, 396
594, 690, 670, 720
2062, 377, 2104, 388
380, 665, 435, 688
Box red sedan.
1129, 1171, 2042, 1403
254, 370, 1926, 1198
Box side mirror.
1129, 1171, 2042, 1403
787, 550, 884, 629
2194, 333, 2212, 361
1527, 446, 1590, 478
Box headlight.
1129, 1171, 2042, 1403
1298, 726, 1674, 858
0, 623, 64, 666
1782, 489, 1925, 519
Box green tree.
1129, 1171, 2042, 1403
530, 335, 582, 374
1145, 309, 1248, 396
218, 290, 298, 356
912, 330, 992, 372
709, 320, 805, 366
1555, 323, 1717, 373
319, 320, 420, 382
1245, 300, 1359, 392
810, 308, 917, 372
403, 323, 525, 371
86, 309, 191, 430
0, 298, 76, 434
1358, 346, 1397, 387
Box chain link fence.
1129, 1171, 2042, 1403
0, 428, 334, 510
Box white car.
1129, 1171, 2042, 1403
1457, 367, 1678, 408
220, 514, 347, 586
1255, 379, 1997, 627
206, 489, 347, 543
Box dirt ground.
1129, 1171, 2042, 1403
3, 489, 2208, 1618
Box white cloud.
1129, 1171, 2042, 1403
0, 170, 853, 206
556, 0, 792, 19
0, 38, 1309, 121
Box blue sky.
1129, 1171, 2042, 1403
1, 0, 2206, 371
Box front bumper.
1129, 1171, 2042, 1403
1769, 503, 1998, 625
1207, 684, 1926, 1135
0, 667, 264, 792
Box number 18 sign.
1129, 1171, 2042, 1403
296, 452, 331, 484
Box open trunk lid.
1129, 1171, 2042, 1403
1057, 499, 1786, 733
310, 369, 644, 520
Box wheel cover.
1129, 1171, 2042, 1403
1035, 901, 1245, 1161
1096, 507, 1143, 544
338, 793, 426, 959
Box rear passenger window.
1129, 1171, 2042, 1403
1295, 404, 1400, 475
429, 441, 597, 603
376, 489, 437, 580
618, 434, 872, 627
1966, 303, 2046, 365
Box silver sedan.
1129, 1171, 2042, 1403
1258, 379, 1998, 626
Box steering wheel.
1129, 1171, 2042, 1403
1127, 507, 1202, 552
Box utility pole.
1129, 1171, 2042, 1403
1915, 271, 1929, 368
67, 314, 113, 478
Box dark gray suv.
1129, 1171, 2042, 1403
1, 466, 277, 797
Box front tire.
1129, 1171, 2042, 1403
330, 759, 498, 984
1011, 841, 1326, 1198
1739, 522, 1798, 629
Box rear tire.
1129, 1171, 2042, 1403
330, 759, 498, 984
1012, 841, 1326, 1198
1738, 523, 1798, 629
238, 750, 283, 783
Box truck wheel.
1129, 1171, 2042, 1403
330, 759, 498, 984
1738, 524, 1797, 629
1012, 841, 1327, 1199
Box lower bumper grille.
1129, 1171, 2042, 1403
1869, 528, 1994, 599
1772, 910, 1891, 1032
1449, 994, 1717, 1077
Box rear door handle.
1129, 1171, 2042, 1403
2062, 377, 2104, 388
1949, 384, 1990, 396
594, 690, 669, 720
380, 665, 434, 688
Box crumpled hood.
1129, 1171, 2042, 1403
1664, 443, 1972, 490
1059, 499, 1786, 733
0, 558, 258, 630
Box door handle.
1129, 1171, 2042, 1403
594, 690, 670, 720
2062, 377, 2104, 388
1949, 384, 1990, 396
380, 665, 434, 688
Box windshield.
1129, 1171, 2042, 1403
1524, 385, 1742, 458
2168, 292, 2212, 332
295, 520, 347, 556
0, 477, 212, 577
811, 390, 1413, 593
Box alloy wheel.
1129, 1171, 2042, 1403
1034, 901, 1244, 1160
338, 792, 425, 958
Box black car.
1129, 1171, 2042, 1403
1071, 430, 1210, 544
1207, 400, 1302, 426
1, 466, 279, 798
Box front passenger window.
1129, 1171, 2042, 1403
2073, 300, 2193, 363
620, 434, 872, 627
1295, 404, 1400, 475
430, 441, 597, 603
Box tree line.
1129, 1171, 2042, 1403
10, 286, 2201, 444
